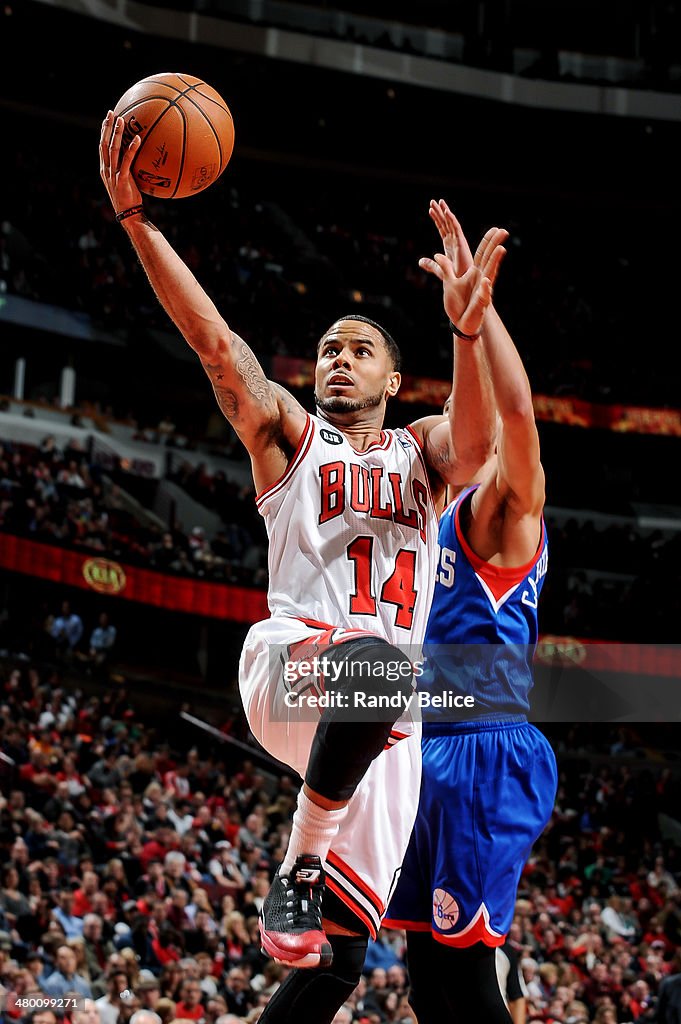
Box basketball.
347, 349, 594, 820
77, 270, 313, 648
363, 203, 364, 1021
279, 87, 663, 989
112, 72, 234, 199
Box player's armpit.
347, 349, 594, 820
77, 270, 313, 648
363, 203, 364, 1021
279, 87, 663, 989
412, 415, 494, 490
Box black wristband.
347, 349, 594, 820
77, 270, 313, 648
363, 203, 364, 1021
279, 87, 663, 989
448, 319, 480, 341
116, 205, 144, 223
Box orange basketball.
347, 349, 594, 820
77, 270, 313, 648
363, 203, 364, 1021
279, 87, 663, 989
112, 72, 235, 199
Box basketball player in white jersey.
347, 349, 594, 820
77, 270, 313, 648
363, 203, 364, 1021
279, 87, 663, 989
100, 113, 506, 1023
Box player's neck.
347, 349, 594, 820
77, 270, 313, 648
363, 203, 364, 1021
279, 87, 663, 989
316, 407, 386, 450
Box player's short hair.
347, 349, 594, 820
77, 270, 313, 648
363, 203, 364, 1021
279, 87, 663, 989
319, 315, 401, 372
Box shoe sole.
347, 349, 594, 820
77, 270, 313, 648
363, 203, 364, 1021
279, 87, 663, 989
259, 920, 333, 969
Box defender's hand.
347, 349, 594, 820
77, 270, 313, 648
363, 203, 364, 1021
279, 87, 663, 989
421, 199, 508, 338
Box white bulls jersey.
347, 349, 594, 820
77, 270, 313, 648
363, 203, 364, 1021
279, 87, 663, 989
255, 412, 439, 644
240, 412, 440, 935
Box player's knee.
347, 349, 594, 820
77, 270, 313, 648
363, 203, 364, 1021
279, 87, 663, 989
306, 637, 415, 801
327, 934, 367, 991
328, 636, 415, 709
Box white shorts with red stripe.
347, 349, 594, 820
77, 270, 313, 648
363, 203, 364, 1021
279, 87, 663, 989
239, 615, 422, 938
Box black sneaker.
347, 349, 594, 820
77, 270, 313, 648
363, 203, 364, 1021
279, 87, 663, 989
259, 854, 333, 968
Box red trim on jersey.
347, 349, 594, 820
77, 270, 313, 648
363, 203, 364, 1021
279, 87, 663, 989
325, 877, 377, 939
384, 729, 410, 749
404, 424, 423, 450
296, 616, 335, 630
405, 425, 437, 517
382, 918, 431, 932
348, 430, 392, 455
454, 488, 546, 603
255, 414, 314, 508
327, 851, 385, 916
389, 729, 409, 741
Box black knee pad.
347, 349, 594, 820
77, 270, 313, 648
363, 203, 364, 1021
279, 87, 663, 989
323, 636, 415, 710
306, 636, 415, 801
259, 935, 368, 1024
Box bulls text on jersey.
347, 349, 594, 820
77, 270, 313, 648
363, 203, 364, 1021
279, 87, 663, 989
318, 461, 428, 544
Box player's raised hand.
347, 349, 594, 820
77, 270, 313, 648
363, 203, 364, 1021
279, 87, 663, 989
99, 112, 143, 216
420, 199, 508, 338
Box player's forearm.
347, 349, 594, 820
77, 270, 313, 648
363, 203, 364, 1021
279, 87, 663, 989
480, 306, 534, 424
122, 215, 230, 359
448, 335, 495, 472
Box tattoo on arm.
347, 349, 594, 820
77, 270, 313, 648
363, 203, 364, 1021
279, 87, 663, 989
237, 345, 270, 400
203, 343, 272, 424
213, 385, 238, 420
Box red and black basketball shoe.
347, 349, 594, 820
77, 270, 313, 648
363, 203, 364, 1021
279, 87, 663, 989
259, 854, 333, 968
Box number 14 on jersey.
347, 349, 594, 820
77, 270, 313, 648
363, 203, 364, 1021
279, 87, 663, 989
347, 537, 418, 630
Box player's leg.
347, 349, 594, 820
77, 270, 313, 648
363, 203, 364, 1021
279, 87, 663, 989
407, 933, 512, 1024
261, 632, 416, 967
290, 633, 416, 862
406, 722, 557, 1022
258, 933, 368, 1024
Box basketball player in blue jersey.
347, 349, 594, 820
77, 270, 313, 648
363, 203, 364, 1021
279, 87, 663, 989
100, 114, 509, 1023
384, 203, 558, 1023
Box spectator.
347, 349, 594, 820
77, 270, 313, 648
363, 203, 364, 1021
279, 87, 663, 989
87, 750, 121, 791
222, 967, 252, 1018
87, 613, 117, 670
155, 998, 177, 1024
0, 865, 31, 923
174, 978, 205, 1021
137, 974, 162, 1011
129, 1012, 162, 1024
73, 873, 101, 918
207, 843, 246, 896
41, 943, 92, 998
601, 894, 638, 942
96, 969, 131, 1024
649, 856, 679, 897
30, 1013, 59, 1024
52, 888, 85, 939
50, 601, 83, 657
82, 913, 115, 980
73, 999, 102, 1024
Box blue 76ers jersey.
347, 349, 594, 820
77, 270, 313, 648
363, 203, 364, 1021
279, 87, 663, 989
419, 485, 548, 723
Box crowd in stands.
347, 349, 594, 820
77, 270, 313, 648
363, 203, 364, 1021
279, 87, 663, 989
0, 436, 268, 588
2, 429, 680, 642
1, 658, 681, 1024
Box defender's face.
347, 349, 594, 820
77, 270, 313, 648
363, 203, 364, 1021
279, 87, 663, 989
315, 320, 399, 414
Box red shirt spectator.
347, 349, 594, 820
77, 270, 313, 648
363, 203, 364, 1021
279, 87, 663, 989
175, 981, 205, 1021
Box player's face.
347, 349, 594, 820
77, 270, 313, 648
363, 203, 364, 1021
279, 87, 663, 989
314, 320, 400, 415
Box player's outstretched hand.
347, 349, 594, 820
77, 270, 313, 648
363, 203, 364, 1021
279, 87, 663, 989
99, 112, 143, 216
420, 199, 508, 338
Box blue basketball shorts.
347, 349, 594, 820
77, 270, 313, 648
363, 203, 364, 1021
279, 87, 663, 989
384, 717, 557, 947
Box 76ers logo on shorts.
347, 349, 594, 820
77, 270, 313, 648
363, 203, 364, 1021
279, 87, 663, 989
432, 888, 460, 933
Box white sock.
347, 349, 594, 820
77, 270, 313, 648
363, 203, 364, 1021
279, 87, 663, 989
281, 790, 349, 875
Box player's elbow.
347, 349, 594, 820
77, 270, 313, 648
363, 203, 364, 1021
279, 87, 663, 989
500, 400, 535, 431
184, 318, 233, 362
